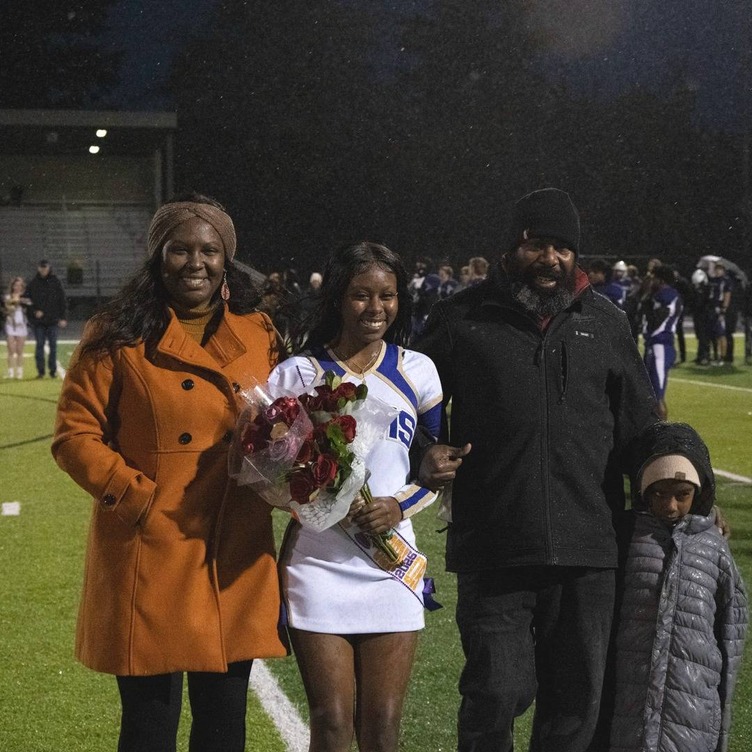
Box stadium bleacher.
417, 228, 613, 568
0, 204, 151, 300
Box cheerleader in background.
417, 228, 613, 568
4, 276, 31, 379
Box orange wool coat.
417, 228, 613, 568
52, 307, 288, 675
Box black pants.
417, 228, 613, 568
693, 309, 711, 363
116, 660, 253, 752
33, 323, 58, 376
456, 567, 615, 752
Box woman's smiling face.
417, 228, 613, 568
160, 216, 225, 309
338, 264, 398, 349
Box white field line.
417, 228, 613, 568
670, 377, 752, 482
671, 377, 752, 394
714, 468, 752, 484
250, 660, 308, 752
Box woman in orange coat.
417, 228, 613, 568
52, 194, 287, 751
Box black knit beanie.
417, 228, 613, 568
504, 188, 580, 254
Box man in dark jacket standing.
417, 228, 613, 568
26, 259, 67, 378
416, 188, 658, 752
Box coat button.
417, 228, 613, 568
232, 382, 241, 393
223, 430, 234, 444
181, 379, 194, 390
101, 493, 117, 507
178, 432, 192, 445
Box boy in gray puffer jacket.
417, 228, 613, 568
609, 422, 748, 752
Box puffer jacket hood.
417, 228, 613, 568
632, 421, 715, 515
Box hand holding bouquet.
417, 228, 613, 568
230, 371, 402, 562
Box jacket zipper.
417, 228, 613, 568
646, 536, 680, 750
538, 334, 556, 564
559, 341, 569, 403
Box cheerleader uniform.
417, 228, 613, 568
4, 296, 29, 338
268, 342, 442, 633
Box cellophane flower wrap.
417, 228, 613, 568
230, 371, 397, 537
228, 383, 315, 508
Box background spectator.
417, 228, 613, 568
26, 259, 67, 379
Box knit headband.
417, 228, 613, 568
147, 202, 237, 260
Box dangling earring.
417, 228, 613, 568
221, 271, 230, 302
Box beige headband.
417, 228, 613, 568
639, 454, 701, 495
147, 202, 236, 260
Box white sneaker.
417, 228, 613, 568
16, 369, 23, 379
7, 368, 14, 379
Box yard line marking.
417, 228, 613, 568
671, 378, 752, 394
250, 660, 308, 752
0, 434, 55, 450
714, 468, 752, 485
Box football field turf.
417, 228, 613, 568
1, 336, 750, 750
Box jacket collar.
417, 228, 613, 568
638, 509, 718, 537
479, 264, 591, 329
673, 509, 718, 537
156, 304, 248, 370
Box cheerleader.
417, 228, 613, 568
269, 242, 442, 752
4, 277, 31, 379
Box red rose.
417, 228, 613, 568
265, 396, 300, 426
311, 453, 339, 487
240, 422, 270, 454
301, 389, 327, 413
331, 414, 356, 442
289, 469, 317, 504
295, 438, 315, 464
312, 384, 341, 412
278, 396, 301, 424
333, 381, 357, 402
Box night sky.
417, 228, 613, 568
538, 0, 749, 132
101, 0, 751, 133
100, 0, 218, 110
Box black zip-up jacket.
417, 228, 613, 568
416, 268, 658, 572
26, 272, 67, 326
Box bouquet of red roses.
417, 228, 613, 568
229, 371, 400, 561
228, 383, 315, 507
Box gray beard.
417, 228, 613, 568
512, 282, 576, 318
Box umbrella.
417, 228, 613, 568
697, 255, 748, 288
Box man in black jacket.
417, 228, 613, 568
26, 259, 67, 378
416, 188, 658, 752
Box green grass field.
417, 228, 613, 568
1, 336, 751, 751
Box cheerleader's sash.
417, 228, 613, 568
339, 522, 442, 611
